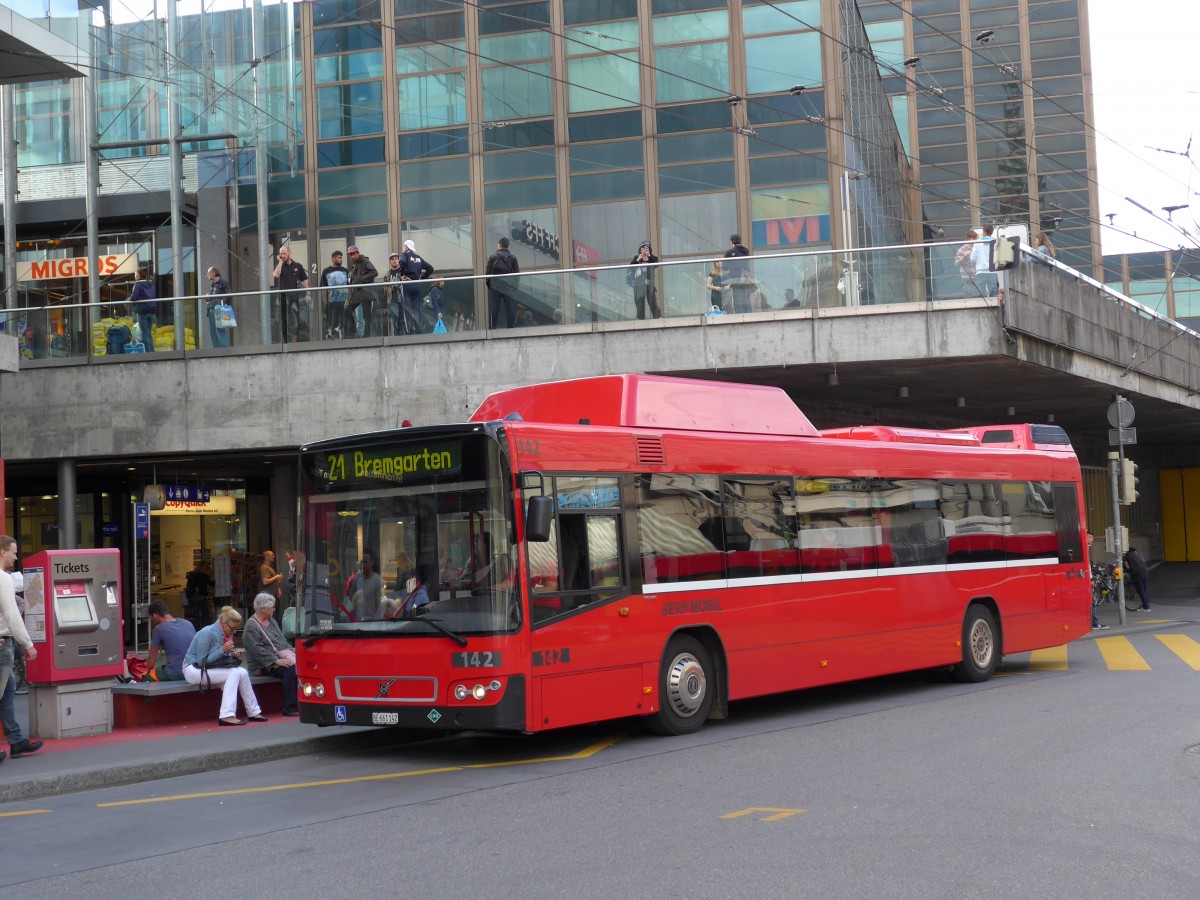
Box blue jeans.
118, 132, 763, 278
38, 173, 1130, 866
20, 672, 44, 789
137, 313, 156, 351
403, 284, 423, 335
0, 637, 26, 744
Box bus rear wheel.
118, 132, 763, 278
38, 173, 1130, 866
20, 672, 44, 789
647, 636, 713, 735
951, 604, 998, 683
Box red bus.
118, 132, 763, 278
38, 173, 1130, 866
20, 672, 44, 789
295, 375, 1090, 735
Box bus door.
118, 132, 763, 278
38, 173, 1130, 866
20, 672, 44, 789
1050, 482, 1085, 612
524, 475, 644, 731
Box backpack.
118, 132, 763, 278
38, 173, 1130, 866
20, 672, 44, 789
491, 251, 519, 296
491, 250, 518, 276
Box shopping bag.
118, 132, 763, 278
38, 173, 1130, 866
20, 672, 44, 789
433, 318, 447, 334
214, 303, 237, 328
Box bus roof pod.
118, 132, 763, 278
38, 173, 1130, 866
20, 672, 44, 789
470, 374, 822, 437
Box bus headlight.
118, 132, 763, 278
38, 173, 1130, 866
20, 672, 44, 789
452, 679, 504, 702
301, 681, 326, 699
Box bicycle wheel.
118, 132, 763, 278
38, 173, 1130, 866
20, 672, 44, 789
1124, 583, 1143, 612
13, 653, 28, 694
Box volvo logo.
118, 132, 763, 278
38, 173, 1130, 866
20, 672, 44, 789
375, 679, 397, 699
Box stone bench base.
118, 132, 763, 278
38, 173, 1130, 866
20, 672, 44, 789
111, 675, 282, 728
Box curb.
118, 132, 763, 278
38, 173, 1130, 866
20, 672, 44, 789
0, 727, 407, 805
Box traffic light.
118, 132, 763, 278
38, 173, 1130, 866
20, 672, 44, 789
1120, 458, 1139, 505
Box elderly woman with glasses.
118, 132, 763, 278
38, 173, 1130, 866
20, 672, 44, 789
243, 592, 299, 717
183, 606, 266, 726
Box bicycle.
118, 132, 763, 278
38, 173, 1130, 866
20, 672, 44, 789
1091, 562, 1140, 612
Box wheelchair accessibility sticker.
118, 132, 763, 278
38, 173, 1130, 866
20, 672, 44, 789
335, 705, 347, 723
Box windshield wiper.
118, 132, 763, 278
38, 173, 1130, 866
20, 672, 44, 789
413, 616, 469, 647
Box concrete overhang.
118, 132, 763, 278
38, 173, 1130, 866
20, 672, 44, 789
0, 5, 88, 84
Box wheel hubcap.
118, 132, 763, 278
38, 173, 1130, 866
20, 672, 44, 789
665, 653, 707, 718
968, 618, 994, 668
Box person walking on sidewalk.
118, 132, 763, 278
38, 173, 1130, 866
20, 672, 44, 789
1123, 546, 1152, 611
0, 535, 42, 763
243, 593, 299, 717
182, 607, 265, 727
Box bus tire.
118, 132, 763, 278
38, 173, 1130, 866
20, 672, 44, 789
951, 604, 998, 683
646, 635, 713, 735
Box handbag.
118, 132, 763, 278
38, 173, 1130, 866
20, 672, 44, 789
433, 318, 447, 334
214, 303, 237, 328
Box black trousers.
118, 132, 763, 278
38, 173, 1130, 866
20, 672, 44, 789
265, 664, 299, 714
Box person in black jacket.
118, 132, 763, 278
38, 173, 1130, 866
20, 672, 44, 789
485, 237, 521, 328
345, 245, 379, 337
629, 241, 662, 319
1123, 547, 1151, 611
723, 233, 753, 313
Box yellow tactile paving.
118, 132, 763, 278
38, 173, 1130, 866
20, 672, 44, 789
1155, 634, 1200, 671
1095, 635, 1151, 670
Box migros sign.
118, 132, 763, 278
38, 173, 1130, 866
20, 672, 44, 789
16, 254, 139, 282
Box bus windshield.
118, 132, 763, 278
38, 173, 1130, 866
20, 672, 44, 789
298, 431, 518, 637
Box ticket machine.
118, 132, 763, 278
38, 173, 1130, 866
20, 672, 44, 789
22, 548, 123, 738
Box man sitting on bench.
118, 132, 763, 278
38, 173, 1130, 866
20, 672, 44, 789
146, 599, 196, 681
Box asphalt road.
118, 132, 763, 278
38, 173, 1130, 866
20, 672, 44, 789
4, 619, 1200, 898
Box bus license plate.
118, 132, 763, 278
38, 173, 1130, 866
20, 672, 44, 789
372, 712, 399, 725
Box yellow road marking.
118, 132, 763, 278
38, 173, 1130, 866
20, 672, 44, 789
1028, 646, 1068, 671
1095, 636, 1151, 670
98, 734, 623, 808
721, 807, 806, 822
1156, 634, 1200, 671
0, 809, 52, 818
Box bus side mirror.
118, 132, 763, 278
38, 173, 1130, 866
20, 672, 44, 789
526, 496, 552, 542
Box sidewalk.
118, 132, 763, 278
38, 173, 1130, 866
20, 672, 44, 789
0, 692, 403, 804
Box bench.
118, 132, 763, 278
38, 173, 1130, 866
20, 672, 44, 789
111, 674, 283, 729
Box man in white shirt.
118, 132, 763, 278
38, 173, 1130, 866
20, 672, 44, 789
0, 535, 42, 763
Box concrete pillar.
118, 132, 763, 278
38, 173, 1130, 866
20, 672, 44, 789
57, 458, 77, 549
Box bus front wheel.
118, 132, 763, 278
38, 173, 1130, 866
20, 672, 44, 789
647, 636, 713, 735
951, 604, 998, 683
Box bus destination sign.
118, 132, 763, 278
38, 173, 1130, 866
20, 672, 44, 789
320, 441, 462, 486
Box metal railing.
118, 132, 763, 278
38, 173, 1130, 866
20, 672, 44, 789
0, 241, 1139, 364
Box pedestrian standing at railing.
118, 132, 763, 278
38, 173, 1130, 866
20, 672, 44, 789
486, 237, 521, 329
723, 233, 754, 313
399, 240, 435, 335
1032, 231, 1056, 262
318, 250, 349, 339
971, 225, 999, 297
346, 246, 379, 338
384, 252, 407, 336
628, 241, 662, 319
129, 266, 157, 352
206, 266, 231, 349
272, 245, 309, 343
955, 229, 977, 291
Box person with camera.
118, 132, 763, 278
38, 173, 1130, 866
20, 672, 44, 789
628, 241, 662, 319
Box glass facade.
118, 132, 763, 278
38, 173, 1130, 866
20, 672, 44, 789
858, 0, 1098, 273
5, 0, 1052, 321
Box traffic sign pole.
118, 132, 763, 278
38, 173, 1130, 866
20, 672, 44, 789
1107, 396, 1135, 627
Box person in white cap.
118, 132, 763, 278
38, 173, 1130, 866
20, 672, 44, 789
398, 239, 435, 335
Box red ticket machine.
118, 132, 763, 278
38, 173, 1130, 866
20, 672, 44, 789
22, 549, 123, 738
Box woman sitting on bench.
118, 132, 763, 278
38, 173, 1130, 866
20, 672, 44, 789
182, 606, 266, 727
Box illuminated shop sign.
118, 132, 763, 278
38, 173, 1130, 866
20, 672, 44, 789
17, 254, 139, 282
